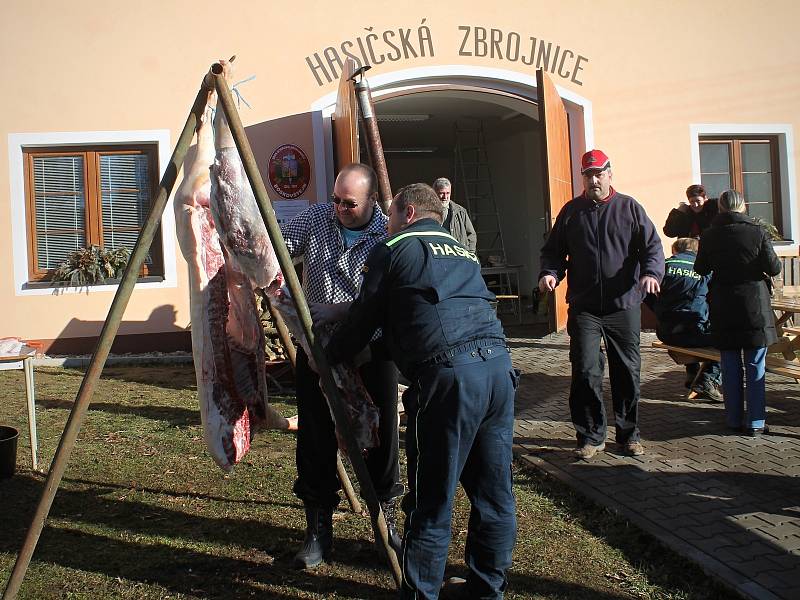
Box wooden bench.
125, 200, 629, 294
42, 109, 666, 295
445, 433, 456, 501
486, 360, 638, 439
652, 340, 800, 385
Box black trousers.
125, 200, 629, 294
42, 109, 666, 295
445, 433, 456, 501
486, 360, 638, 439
293, 347, 402, 509
567, 305, 641, 446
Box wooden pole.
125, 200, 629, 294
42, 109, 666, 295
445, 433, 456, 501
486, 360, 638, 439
2, 80, 212, 600
351, 67, 392, 215
211, 63, 401, 586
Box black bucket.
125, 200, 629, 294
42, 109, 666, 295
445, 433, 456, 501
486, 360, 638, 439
0, 425, 19, 479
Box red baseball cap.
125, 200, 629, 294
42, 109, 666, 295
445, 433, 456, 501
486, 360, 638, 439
581, 149, 611, 174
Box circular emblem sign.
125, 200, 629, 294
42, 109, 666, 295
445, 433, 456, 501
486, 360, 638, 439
268, 144, 310, 199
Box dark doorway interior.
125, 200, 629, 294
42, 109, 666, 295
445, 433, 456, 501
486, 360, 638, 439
370, 89, 548, 325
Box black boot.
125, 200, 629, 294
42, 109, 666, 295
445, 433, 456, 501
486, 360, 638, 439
380, 499, 402, 555
293, 506, 333, 569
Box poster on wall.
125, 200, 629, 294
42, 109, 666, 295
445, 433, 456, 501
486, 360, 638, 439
273, 199, 310, 224
268, 144, 311, 199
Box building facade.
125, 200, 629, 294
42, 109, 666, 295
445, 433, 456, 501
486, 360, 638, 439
1, 1, 798, 351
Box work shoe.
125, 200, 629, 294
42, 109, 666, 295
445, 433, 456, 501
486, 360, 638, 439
440, 576, 469, 600
623, 441, 645, 457
378, 499, 402, 556
693, 383, 723, 403
575, 441, 605, 460
293, 505, 333, 569
745, 425, 770, 437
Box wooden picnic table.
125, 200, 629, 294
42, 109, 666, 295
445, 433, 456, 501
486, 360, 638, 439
771, 289, 800, 361
652, 287, 800, 389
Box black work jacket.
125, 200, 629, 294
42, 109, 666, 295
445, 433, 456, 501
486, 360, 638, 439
694, 212, 782, 350
539, 190, 665, 314
648, 251, 710, 339
326, 218, 505, 378
663, 199, 719, 239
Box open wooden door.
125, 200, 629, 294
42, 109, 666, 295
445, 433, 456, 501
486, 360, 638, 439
332, 58, 359, 173
537, 68, 573, 333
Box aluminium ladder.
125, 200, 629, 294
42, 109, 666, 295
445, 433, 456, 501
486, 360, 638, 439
453, 119, 507, 265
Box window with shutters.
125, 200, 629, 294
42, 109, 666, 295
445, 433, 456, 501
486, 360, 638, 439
23, 145, 162, 282
698, 135, 784, 234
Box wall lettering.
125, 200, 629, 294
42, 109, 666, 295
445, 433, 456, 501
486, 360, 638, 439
305, 20, 435, 86
306, 20, 589, 87
457, 25, 587, 85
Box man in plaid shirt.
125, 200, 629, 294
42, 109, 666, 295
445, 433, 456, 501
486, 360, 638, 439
281, 163, 402, 568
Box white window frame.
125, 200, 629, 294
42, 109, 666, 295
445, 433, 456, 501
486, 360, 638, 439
690, 124, 798, 253
7, 130, 177, 296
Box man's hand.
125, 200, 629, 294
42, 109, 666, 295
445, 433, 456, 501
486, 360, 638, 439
538, 275, 557, 293
310, 302, 351, 327
639, 275, 660, 295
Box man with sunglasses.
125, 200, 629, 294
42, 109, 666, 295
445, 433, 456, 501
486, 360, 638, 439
280, 162, 402, 568
326, 183, 517, 600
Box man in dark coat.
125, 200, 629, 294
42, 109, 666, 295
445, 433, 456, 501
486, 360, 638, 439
538, 149, 665, 459
327, 183, 517, 600
694, 189, 782, 436
646, 237, 722, 400
663, 183, 718, 238
433, 177, 477, 253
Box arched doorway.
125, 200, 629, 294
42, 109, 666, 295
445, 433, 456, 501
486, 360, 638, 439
313, 66, 590, 331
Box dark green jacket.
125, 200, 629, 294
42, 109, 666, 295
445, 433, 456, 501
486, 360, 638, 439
443, 201, 477, 254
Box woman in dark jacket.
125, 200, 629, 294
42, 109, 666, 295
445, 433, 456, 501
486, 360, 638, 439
694, 189, 781, 436
663, 184, 719, 239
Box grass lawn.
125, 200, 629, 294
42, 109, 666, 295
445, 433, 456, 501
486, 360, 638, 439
0, 365, 730, 599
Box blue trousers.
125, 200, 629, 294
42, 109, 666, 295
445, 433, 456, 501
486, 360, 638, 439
400, 346, 517, 600
720, 347, 767, 429
686, 361, 721, 388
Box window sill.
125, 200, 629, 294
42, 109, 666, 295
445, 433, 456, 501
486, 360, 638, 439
21, 276, 165, 293
772, 240, 798, 257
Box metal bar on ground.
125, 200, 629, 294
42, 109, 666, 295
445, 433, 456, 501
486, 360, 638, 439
23, 357, 38, 472
1, 83, 212, 600
265, 296, 363, 515
211, 63, 401, 586
351, 66, 393, 215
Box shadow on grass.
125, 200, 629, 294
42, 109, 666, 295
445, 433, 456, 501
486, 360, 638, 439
60, 476, 306, 511
34, 397, 200, 428
37, 365, 198, 392
1, 474, 394, 599
509, 573, 634, 600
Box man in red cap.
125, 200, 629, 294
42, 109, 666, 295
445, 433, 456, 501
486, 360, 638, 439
538, 149, 664, 459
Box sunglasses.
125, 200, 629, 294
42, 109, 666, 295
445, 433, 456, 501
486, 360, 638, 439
331, 194, 359, 209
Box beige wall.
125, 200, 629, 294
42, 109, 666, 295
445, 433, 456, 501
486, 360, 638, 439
1, 0, 798, 345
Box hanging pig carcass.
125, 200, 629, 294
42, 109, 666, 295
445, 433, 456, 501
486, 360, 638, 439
174, 97, 293, 472
208, 59, 380, 453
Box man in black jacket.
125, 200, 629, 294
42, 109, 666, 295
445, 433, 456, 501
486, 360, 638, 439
538, 149, 664, 459
663, 184, 718, 238
327, 184, 517, 600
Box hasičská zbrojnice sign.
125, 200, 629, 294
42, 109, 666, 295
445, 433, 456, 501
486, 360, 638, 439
305, 20, 589, 87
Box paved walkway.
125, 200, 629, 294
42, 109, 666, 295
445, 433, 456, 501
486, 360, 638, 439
510, 329, 800, 600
